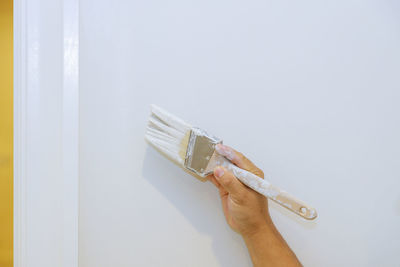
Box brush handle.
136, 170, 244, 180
212, 155, 317, 220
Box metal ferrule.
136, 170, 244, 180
184, 128, 222, 177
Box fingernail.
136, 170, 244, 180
214, 167, 224, 178
215, 144, 235, 161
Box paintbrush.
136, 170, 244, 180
145, 104, 317, 220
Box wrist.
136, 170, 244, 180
242, 217, 302, 267
241, 218, 275, 242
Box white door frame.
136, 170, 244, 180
14, 0, 80, 266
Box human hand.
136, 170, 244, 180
208, 144, 302, 267
208, 144, 272, 238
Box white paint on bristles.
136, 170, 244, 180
145, 105, 192, 166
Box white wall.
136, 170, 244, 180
79, 0, 400, 266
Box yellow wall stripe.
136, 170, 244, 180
0, 0, 13, 266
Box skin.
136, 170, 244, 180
208, 144, 302, 267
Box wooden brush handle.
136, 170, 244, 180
214, 156, 317, 220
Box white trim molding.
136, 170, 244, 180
14, 0, 80, 266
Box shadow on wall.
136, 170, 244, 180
141, 146, 317, 266
142, 146, 252, 267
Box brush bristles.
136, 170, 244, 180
145, 105, 192, 166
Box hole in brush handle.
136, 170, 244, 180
272, 191, 318, 220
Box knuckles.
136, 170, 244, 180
235, 151, 264, 178
236, 152, 246, 162
255, 169, 264, 178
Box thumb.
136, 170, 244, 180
214, 166, 246, 199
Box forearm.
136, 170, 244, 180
211, 145, 302, 266
243, 221, 302, 267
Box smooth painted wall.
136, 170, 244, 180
79, 1, 400, 266
0, 0, 13, 266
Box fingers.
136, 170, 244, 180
213, 166, 247, 201
207, 174, 220, 188
215, 144, 264, 178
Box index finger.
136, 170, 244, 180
215, 144, 264, 178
